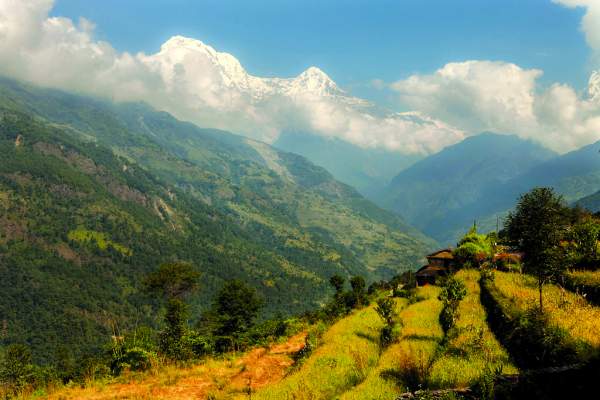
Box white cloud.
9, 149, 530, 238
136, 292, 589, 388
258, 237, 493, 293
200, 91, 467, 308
554, 0, 600, 60
391, 60, 600, 152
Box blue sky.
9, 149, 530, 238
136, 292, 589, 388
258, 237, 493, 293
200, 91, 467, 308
52, 0, 591, 100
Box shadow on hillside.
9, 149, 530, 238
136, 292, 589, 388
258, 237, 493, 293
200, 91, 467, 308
355, 330, 378, 344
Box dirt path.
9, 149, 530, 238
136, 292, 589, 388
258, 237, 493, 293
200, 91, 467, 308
44, 332, 307, 400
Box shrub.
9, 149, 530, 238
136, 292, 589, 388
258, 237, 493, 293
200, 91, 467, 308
0, 344, 35, 395
438, 277, 467, 333
375, 298, 399, 347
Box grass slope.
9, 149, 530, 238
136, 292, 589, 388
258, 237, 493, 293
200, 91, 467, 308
339, 285, 443, 399
428, 270, 517, 388
253, 306, 384, 400
490, 272, 600, 363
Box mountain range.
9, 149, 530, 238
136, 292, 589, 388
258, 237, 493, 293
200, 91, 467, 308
0, 77, 435, 362
381, 132, 600, 244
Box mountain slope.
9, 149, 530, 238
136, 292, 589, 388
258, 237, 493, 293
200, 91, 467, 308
0, 77, 435, 362
382, 133, 557, 243
274, 131, 420, 199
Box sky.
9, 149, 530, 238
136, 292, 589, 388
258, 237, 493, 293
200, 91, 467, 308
1, 0, 600, 155
50, 0, 591, 101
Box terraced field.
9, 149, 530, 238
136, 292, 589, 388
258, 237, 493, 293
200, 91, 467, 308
565, 269, 600, 305
485, 271, 600, 364
428, 270, 518, 388
253, 304, 385, 400
339, 285, 443, 399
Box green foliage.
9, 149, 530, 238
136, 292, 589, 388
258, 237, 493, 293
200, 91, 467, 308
453, 226, 494, 267
144, 262, 200, 300
565, 217, 600, 268
159, 299, 193, 360
506, 187, 569, 310
329, 275, 345, 293
438, 276, 467, 333
109, 335, 157, 375
0, 344, 35, 395
211, 280, 263, 350
471, 365, 502, 400
375, 297, 399, 347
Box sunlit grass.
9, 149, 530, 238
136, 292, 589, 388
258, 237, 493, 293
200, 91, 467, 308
253, 305, 385, 400
338, 285, 443, 399
493, 271, 600, 359
428, 270, 517, 388
566, 269, 600, 287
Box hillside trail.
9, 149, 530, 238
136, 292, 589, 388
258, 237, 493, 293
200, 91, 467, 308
44, 332, 307, 400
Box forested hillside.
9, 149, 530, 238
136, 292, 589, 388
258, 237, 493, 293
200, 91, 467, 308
0, 77, 434, 363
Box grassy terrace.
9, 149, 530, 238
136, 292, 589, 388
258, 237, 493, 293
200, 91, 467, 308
339, 285, 443, 399
428, 270, 517, 388
253, 304, 385, 400
490, 271, 600, 362
565, 270, 600, 305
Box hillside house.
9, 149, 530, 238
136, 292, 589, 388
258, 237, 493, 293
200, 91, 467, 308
416, 249, 455, 285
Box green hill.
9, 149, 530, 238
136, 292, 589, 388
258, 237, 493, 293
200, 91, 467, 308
382, 133, 556, 243
0, 77, 435, 363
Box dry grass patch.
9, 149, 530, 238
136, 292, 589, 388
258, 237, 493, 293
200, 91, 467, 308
35, 332, 306, 400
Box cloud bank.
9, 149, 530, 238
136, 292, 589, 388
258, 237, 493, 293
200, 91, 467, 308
0, 0, 599, 155
391, 60, 600, 153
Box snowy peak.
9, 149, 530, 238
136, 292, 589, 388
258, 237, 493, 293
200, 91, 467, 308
153, 36, 359, 103
590, 70, 600, 102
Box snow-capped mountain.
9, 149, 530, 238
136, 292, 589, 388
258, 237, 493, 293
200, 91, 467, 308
139, 35, 464, 154
590, 70, 600, 102
148, 36, 368, 107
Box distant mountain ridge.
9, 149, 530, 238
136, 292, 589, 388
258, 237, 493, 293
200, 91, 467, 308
383, 130, 600, 244
382, 133, 558, 243
274, 131, 420, 198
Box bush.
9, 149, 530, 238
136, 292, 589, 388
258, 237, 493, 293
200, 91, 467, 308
438, 277, 467, 333
375, 298, 399, 347
0, 344, 35, 396
109, 337, 157, 375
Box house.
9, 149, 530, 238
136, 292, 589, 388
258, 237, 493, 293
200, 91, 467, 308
416, 249, 455, 286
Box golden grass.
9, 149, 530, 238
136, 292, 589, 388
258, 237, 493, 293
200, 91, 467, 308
31, 333, 307, 400
338, 285, 443, 399
567, 269, 600, 287
428, 270, 517, 388
494, 271, 600, 358
253, 304, 385, 400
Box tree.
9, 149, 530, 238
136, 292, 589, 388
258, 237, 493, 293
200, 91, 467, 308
348, 276, 367, 308
329, 274, 345, 293
143, 262, 200, 300
505, 188, 568, 311
454, 226, 493, 268
212, 280, 263, 347
0, 344, 34, 395
568, 218, 600, 267
438, 276, 467, 331
375, 298, 398, 346
143, 262, 200, 360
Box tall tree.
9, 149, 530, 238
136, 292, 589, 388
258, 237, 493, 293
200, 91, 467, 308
505, 188, 568, 311
212, 280, 263, 346
144, 262, 200, 359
